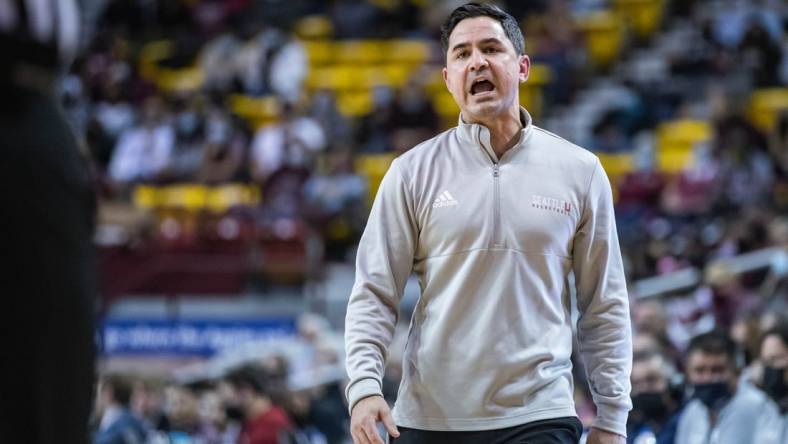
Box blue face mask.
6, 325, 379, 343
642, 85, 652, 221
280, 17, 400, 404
691, 382, 731, 409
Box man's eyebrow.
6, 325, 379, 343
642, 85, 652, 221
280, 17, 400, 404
450, 37, 505, 53
450, 42, 470, 53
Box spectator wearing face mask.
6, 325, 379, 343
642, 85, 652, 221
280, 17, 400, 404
675, 331, 766, 444
753, 322, 788, 444
627, 352, 681, 444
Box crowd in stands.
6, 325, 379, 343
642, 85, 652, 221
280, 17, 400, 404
67, 0, 788, 443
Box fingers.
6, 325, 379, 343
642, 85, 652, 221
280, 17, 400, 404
362, 417, 386, 444
351, 416, 385, 444
381, 408, 400, 438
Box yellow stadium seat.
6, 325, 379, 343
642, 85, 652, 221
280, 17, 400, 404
133, 185, 161, 210
335, 40, 386, 65
161, 185, 208, 210
355, 153, 397, 206
387, 39, 432, 64
657, 148, 694, 173
747, 88, 788, 132
432, 91, 461, 126
227, 95, 280, 128
337, 91, 374, 118
206, 184, 262, 213
575, 11, 625, 68
138, 40, 174, 81
613, 0, 666, 39
597, 152, 635, 177
353, 64, 411, 90
655, 119, 712, 154
294, 15, 335, 40
303, 40, 334, 66
519, 63, 553, 119
155, 66, 204, 93
425, 69, 447, 95
305, 65, 360, 91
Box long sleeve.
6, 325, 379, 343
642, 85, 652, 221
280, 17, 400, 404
344, 158, 418, 413
572, 158, 632, 437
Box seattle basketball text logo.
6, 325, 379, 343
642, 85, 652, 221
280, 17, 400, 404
531, 194, 572, 215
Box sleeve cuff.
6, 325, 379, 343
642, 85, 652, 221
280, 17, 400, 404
592, 404, 629, 438
346, 378, 383, 415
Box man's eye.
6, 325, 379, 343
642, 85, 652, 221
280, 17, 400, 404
456, 51, 468, 59
484, 47, 498, 53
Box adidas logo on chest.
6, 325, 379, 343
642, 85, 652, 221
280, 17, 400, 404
432, 190, 458, 208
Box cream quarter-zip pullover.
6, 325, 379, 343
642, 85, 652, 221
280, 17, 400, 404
344, 108, 632, 436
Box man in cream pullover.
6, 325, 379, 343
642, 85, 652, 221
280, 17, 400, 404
345, 3, 632, 444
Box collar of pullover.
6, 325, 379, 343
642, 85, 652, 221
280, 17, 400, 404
457, 106, 534, 163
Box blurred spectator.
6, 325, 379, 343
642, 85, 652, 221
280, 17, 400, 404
164, 385, 202, 438
165, 96, 208, 181
230, 366, 294, 444
356, 85, 397, 153
231, 23, 306, 100
627, 351, 681, 444
94, 374, 148, 444
196, 107, 248, 184
195, 390, 242, 444
754, 322, 788, 443
387, 79, 441, 153
310, 90, 353, 146
303, 148, 367, 260
250, 103, 326, 183
675, 331, 765, 444
131, 379, 170, 435
108, 96, 175, 189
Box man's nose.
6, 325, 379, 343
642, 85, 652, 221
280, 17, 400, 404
469, 50, 488, 71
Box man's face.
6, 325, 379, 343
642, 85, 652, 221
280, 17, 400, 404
761, 335, 788, 369
631, 356, 668, 395
443, 16, 529, 123
686, 351, 736, 386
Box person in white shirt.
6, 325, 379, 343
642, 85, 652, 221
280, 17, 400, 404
674, 331, 765, 444
108, 97, 174, 187
250, 102, 326, 182
345, 3, 631, 444
753, 322, 788, 444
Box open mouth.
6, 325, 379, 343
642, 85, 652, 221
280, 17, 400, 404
470, 79, 495, 95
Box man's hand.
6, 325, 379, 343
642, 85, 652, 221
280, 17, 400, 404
350, 395, 400, 444
586, 427, 625, 444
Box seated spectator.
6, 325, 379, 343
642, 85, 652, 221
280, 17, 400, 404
196, 107, 248, 184
94, 374, 147, 444
753, 322, 788, 444
250, 102, 326, 183
195, 390, 242, 444
229, 366, 294, 444
675, 330, 766, 444
303, 148, 367, 260
628, 351, 681, 444
107, 96, 174, 190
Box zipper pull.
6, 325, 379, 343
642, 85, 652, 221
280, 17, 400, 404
493, 163, 499, 177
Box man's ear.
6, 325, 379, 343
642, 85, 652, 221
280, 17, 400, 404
519, 54, 530, 83
442, 66, 449, 90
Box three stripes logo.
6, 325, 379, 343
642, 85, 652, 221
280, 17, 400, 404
432, 190, 459, 209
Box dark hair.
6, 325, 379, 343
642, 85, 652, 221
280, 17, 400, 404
686, 330, 739, 367
761, 321, 788, 350
103, 374, 134, 407
227, 365, 271, 396
440, 2, 525, 65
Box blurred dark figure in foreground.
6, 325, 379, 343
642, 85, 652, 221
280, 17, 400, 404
0, 1, 96, 443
